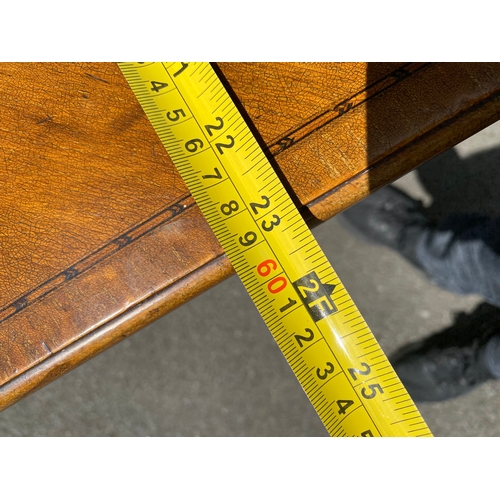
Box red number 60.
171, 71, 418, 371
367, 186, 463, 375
257, 259, 287, 294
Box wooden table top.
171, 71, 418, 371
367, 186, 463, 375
1, 62, 499, 410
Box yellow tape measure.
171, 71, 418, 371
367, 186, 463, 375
119, 62, 432, 437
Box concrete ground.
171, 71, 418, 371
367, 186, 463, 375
1, 121, 500, 437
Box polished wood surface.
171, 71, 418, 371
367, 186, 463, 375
1, 62, 499, 410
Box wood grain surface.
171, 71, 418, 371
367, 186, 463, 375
0, 62, 499, 410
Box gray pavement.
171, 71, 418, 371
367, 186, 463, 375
1, 121, 500, 436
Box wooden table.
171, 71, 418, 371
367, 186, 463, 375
1, 62, 499, 410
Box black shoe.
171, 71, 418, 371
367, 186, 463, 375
339, 185, 429, 266
390, 302, 500, 402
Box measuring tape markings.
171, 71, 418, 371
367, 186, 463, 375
119, 62, 432, 437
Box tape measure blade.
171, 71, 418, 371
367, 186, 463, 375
118, 62, 432, 437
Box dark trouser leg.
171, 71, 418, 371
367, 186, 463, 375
340, 186, 500, 401
413, 215, 500, 308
